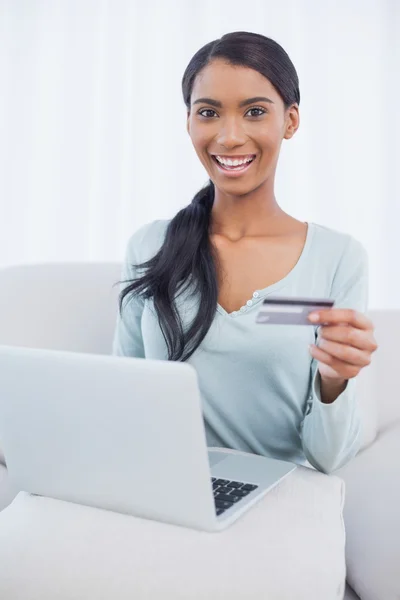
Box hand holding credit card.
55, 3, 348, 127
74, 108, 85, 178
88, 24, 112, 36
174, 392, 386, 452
255, 297, 334, 325
255, 297, 378, 393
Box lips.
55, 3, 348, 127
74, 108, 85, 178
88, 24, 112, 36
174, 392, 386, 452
210, 154, 257, 177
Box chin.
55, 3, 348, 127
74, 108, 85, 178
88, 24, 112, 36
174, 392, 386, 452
216, 180, 260, 198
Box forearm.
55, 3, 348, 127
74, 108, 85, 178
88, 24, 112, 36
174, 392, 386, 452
320, 376, 348, 404
301, 373, 362, 473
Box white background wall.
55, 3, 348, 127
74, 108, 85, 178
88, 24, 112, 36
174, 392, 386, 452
0, 0, 398, 308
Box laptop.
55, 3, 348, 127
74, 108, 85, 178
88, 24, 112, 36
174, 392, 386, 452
0, 345, 296, 532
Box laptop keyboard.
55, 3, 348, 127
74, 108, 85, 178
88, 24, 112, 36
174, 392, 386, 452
212, 477, 259, 516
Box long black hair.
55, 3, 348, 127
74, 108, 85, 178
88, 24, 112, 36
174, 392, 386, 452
118, 31, 300, 362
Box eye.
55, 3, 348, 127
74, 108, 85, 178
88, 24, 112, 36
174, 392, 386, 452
246, 107, 267, 117
197, 106, 267, 119
198, 108, 218, 118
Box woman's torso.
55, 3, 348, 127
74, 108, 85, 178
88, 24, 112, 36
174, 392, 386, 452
133, 219, 352, 463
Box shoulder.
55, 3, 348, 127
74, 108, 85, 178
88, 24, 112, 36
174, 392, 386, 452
309, 222, 368, 269
308, 224, 369, 308
124, 219, 171, 263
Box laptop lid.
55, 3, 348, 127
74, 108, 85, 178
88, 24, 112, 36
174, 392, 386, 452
0, 345, 216, 530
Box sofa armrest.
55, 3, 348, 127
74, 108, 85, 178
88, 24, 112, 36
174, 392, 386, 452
336, 424, 400, 600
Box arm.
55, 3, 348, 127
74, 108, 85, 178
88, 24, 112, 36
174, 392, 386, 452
300, 237, 371, 474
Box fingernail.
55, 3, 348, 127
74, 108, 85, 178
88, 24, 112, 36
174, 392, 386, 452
308, 313, 319, 322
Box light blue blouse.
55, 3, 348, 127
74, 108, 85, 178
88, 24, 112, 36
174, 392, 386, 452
112, 219, 368, 473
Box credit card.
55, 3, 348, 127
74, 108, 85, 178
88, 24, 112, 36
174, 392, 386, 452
255, 296, 334, 325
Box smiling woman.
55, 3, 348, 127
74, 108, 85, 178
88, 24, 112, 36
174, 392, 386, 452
113, 31, 377, 474
119, 32, 302, 361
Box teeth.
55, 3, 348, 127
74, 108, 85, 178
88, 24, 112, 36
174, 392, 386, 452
215, 155, 254, 167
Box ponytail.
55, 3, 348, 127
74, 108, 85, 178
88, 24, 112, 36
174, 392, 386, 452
118, 181, 218, 361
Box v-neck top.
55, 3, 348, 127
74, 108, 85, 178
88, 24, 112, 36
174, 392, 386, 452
112, 219, 368, 474
215, 222, 314, 317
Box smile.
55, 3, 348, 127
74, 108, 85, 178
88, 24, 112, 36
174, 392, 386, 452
211, 154, 256, 177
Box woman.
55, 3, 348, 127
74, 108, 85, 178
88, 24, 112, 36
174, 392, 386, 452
113, 31, 377, 474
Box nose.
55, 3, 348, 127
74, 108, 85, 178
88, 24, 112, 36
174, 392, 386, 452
216, 117, 246, 149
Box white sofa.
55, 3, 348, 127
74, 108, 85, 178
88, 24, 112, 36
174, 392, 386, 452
0, 263, 398, 600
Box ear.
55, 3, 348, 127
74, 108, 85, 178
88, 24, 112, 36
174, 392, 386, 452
283, 104, 300, 140
186, 111, 191, 135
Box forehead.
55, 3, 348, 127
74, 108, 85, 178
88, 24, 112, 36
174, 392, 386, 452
191, 59, 279, 104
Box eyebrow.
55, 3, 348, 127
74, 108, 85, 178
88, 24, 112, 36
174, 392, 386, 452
192, 96, 274, 108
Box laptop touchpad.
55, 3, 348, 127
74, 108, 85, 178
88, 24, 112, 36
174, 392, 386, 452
208, 451, 229, 468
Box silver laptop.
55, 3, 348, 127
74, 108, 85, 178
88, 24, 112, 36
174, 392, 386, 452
0, 345, 296, 532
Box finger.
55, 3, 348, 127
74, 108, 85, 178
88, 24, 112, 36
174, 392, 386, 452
309, 308, 373, 330
317, 338, 372, 367
319, 325, 378, 352
309, 344, 360, 379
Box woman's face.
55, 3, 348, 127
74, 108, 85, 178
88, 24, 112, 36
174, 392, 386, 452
187, 59, 299, 197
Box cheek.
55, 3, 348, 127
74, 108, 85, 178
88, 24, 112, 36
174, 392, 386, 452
189, 125, 210, 151
189, 130, 213, 167
250, 124, 279, 151
258, 134, 283, 169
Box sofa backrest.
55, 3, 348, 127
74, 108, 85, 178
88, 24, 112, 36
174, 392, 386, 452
365, 310, 400, 432
0, 263, 122, 355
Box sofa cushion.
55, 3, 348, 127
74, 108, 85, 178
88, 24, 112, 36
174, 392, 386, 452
0, 462, 346, 600
337, 424, 400, 600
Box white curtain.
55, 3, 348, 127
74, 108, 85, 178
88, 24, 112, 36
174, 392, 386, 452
0, 0, 398, 308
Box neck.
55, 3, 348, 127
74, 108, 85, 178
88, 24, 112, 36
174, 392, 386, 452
210, 176, 287, 239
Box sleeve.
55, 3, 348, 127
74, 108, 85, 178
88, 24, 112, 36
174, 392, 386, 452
300, 236, 369, 474
111, 228, 147, 358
